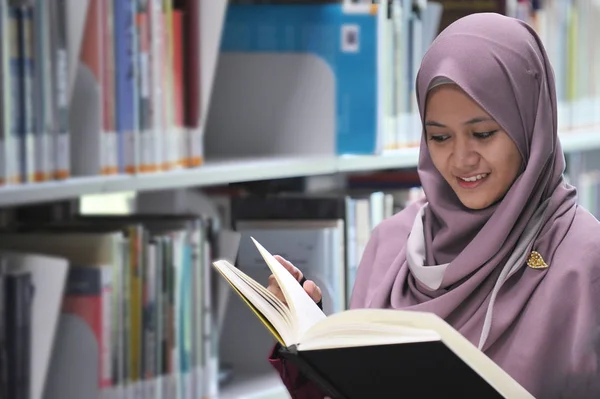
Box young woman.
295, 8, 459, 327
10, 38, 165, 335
266, 12, 600, 399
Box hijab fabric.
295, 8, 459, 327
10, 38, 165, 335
349, 13, 600, 397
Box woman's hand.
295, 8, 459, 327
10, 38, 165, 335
267, 255, 322, 306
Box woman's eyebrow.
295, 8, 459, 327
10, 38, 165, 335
424, 120, 445, 127
424, 116, 492, 127
464, 116, 492, 125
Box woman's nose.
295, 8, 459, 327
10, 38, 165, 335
453, 140, 479, 168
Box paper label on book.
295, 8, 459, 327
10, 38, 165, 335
383, 116, 396, 150
54, 132, 70, 178
342, 3, 372, 14
210, 358, 219, 396
341, 24, 360, 53
100, 386, 117, 399
33, 133, 48, 181
147, 378, 157, 399
24, 132, 35, 181
153, 376, 162, 399
163, 374, 172, 399
175, 127, 185, 166
123, 130, 138, 173
194, 366, 204, 398
128, 382, 136, 399
0, 139, 6, 183
160, 375, 167, 399
56, 48, 69, 107
135, 381, 145, 399
7, 137, 19, 184
396, 113, 411, 148
140, 130, 154, 172
169, 127, 181, 168
123, 382, 132, 399
153, 129, 162, 170
45, 133, 55, 178
112, 384, 124, 399
102, 131, 118, 174
185, 371, 194, 399
169, 373, 178, 399
140, 53, 150, 98
189, 128, 203, 166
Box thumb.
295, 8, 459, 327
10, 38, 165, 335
302, 280, 322, 304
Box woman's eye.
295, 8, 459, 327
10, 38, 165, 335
473, 130, 498, 139
429, 134, 449, 142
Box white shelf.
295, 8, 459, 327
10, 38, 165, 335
559, 126, 600, 153
0, 156, 338, 207
0, 127, 598, 207
220, 371, 290, 399
338, 147, 420, 172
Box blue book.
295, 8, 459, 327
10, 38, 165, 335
114, 0, 139, 173
221, 4, 379, 155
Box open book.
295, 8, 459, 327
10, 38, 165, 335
212, 238, 534, 399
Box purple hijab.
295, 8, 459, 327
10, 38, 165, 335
350, 13, 600, 397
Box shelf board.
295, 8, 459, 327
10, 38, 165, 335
0, 127, 598, 207
559, 126, 600, 153
0, 156, 338, 207
219, 371, 290, 399
337, 147, 420, 172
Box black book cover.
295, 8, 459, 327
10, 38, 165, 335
0, 258, 7, 399
5, 272, 35, 399
278, 341, 507, 399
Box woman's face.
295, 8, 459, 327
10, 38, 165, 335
424, 84, 522, 210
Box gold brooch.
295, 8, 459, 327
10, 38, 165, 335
527, 251, 548, 269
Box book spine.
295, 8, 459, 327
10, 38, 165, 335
162, 0, 176, 171
114, 0, 139, 174
49, 0, 69, 180
128, 225, 144, 395
0, 257, 8, 399
33, 0, 53, 182
183, 0, 201, 167
136, 0, 153, 173
148, 0, 164, 172
171, 7, 185, 169
278, 346, 348, 399
62, 266, 114, 392
8, 7, 22, 184
0, 0, 11, 186
143, 239, 157, 397
18, 6, 35, 183
5, 272, 34, 399
101, 0, 118, 175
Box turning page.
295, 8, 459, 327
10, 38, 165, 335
251, 237, 327, 339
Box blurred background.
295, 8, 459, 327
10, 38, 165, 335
0, 0, 597, 398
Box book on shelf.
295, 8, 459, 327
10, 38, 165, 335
212, 237, 534, 399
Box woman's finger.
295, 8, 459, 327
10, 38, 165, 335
267, 275, 287, 304
274, 255, 304, 282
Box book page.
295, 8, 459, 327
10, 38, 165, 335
213, 259, 295, 346
251, 237, 327, 341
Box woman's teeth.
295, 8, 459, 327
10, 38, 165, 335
460, 173, 488, 182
